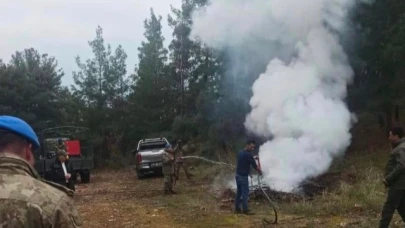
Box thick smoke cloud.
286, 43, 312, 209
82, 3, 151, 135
191, 0, 357, 192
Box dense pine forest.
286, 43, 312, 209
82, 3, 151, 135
1, 0, 404, 166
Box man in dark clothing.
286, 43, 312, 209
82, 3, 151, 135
50, 150, 75, 191
380, 127, 405, 228
234, 140, 262, 215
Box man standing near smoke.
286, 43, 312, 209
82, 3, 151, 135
174, 140, 192, 180
162, 143, 177, 194
234, 140, 262, 215
380, 127, 405, 227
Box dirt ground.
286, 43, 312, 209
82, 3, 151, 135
73, 168, 380, 228
75, 168, 178, 228
73, 168, 309, 228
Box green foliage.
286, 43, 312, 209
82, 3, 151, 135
171, 115, 199, 142
0, 48, 66, 131
2, 0, 405, 164
127, 8, 173, 140
345, 0, 405, 134
69, 26, 130, 161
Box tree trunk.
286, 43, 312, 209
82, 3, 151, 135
395, 105, 400, 121
386, 105, 393, 135
378, 114, 384, 128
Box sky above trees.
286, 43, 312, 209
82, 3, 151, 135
0, 0, 180, 86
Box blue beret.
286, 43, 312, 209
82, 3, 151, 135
0, 115, 40, 149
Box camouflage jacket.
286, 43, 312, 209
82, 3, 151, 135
55, 143, 66, 152
162, 151, 174, 175
0, 153, 82, 228
174, 146, 184, 163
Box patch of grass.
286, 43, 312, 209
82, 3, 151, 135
280, 149, 390, 219
347, 146, 391, 169
282, 166, 385, 216
195, 164, 231, 178
156, 186, 251, 227
156, 147, 402, 227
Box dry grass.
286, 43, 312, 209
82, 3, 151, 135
75, 146, 405, 227
281, 166, 385, 215
180, 149, 395, 227
183, 147, 405, 226
275, 148, 405, 227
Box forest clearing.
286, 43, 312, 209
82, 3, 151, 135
74, 149, 404, 228
1, 0, 405, 227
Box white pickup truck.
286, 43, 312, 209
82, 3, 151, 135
134, 137, 169, 179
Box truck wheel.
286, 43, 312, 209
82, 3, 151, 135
80, 170, 90, 183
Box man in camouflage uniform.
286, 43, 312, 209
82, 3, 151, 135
56, 138, 66, 152
162, 143, 176, 194
174, 140, 191, 180
55, 138, 69, 159
380, 126, 405, 228
0, 115, 82, 228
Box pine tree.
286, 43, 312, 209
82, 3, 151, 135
128, 8, 170, 137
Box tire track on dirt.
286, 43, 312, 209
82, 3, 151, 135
74, 169, 184, 228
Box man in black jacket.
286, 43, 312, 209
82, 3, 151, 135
380, 127, 405, 228
50, 150, 75, 191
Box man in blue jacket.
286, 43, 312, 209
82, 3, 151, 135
234, 139, 262, 215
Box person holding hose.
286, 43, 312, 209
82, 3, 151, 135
234, 139, 262, 215
162, 143, 177, 194
174, 140, 192, 180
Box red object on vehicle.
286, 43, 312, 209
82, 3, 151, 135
137, 153, 142, 163
65, 140, 81, 156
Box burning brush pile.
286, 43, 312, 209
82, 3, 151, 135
191, 0, 357, 208
216, 186, 306, 209
215, 170, 342, 209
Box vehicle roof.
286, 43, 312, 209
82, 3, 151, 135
44, 137, 69, 142
139, 138, 167, 143
137, 138, 168, 149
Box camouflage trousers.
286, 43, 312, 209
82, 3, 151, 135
164, 174, 174, 194
175, 162, 191, 180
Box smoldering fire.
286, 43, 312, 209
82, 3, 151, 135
191, 0, 356, 192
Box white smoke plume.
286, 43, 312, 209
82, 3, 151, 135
191, 0, 357, 192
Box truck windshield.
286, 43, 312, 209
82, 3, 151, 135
139, 142, 166, 151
